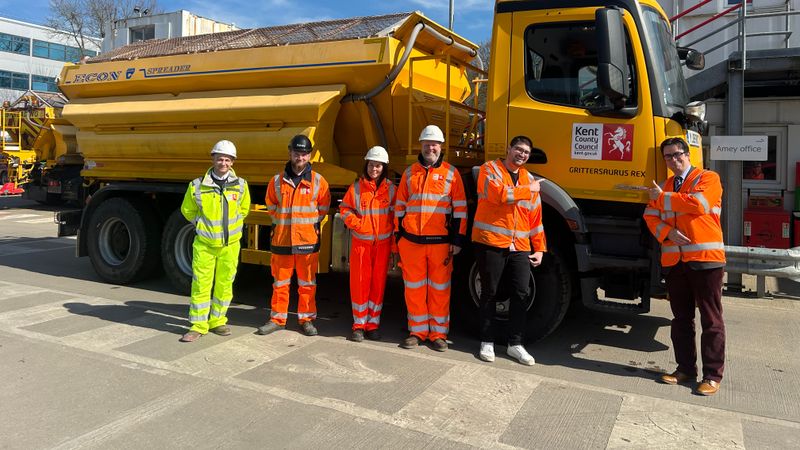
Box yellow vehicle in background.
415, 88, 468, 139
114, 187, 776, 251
56, 1, 705, 341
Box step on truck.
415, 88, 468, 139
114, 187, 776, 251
56, 0, 706, 341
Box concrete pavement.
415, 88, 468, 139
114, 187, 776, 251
1, 197, 799, 449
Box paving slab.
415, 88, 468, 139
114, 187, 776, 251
0, 290, 69, 313
236, 339, 453, 415
500, 381, 623, 449
742, 419, 800, 450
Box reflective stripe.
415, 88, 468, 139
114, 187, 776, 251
429, 280, 451, 290
298, 278, 317, 287
273, 175, 282, 203
352, 303, 369, 312
192, 178, 203, 211
367, 316, 381, 324
352, 231, 393, 241
319, 205, 329, 212
409, 193, 451, 203
353, 316, 367, 325
404, 278, 428, 289
692, 192, 709, 213
277, 206, 318, 214
189, 314, 207, 322
664, 192, 674, 211
530, 225, 544, 235
354, 181, 362, 215
191, 301, 211, 310
396, 200, 407, 206
404, 166, 413, 193
312, 172, 322, 203
474, 221, 514, 236
406, 205, 452, 214
297, 312, 317, 319
661, 242, 725, 253
506, 187, 514, 204
368, 302, 383, 312
532, 196, 541, 210
689, 171, 703, 190
212, 296, 230, 307
341, 211, 355, 221
340, 201, 355, 210
655, 222, 669, 238
443, 165, 455, 196
196, 229, 221, 240
273, 217, 320, 225
388, 182, 396, 202
273, 278, 291, 287
396, 210, 406, 218
408, 313, 429, 322
711, 206, 721, 215
409, 324, 429, 332
644, 208, 660, 217
453, 199, 468, 206
518, 201, 533, 210
453, 212, 467, 219
271, 311, 288, 319
431, 315, 450, 323
430, 324, 449, 333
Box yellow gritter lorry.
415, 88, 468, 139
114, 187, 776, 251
55, 1, 706, 341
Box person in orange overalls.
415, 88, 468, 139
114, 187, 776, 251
340, 146, 396, 342
258, 134, 331, 337
395, 125, 467, 352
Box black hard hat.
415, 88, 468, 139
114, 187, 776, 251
289, 134, 313, 153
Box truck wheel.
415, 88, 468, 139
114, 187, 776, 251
466, 245, 570, 343
86, 197, 161, 284
161, 209, 194, 294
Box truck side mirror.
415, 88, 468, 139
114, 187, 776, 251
595, 7, 629, 109
677, 47, 705, 70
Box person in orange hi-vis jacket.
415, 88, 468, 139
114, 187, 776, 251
644, 137, 726, 396
257, 134, 331, 337
395, 125, 467, 352
340, 146, 397, 342
472, 135, 546, 366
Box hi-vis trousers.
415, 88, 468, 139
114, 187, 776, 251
189, 239, 239, 334
269, 253, 319, 325
350, 238, 391, 331
398, 239, 452, 341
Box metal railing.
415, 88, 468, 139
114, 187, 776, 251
725, 245, 800, 297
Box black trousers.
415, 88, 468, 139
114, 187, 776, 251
475, 243, 530, 346
665, 263, 725, 382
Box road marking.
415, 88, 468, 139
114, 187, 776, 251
0, 213, 40, 220
17, 217, 55, 224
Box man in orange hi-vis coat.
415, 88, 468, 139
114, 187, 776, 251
472, 135, 546, 366
396, 125, 467, 352
340, 146, 396, 342
258, 134, 331, 337
644, 137, 726, 396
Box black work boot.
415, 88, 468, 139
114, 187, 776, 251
301, 321, 318, 336
256, 322, 284, 335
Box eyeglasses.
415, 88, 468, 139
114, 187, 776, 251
663, 151, 687, 161
511, 145, 531, 155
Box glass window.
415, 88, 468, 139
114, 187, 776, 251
32, 75, 58, 92
0, 32, 30, 55
0, 70, 29, 90
523, 21, 637, 109
130, 25, 155, 43
743, 135, 777, 181
641, 7, 690, 109
32, 39, 90, 62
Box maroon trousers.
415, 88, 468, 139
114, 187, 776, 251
665, 263, 725, 382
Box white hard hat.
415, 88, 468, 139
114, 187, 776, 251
211, 140, 237, 158
418, 125, 445, 143
364, 146, 389, 164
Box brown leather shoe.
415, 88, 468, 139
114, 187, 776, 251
431, 338, 448, 352
209, 325, 231, 336
695, 379, 720, 396
400, 335, 421, 349
659, 370, 696, 385
179, 331, 202, 343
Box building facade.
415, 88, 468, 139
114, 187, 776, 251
0, 16, 101, 103
102, 10, 237, 52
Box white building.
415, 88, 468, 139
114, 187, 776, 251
661, 1, 800, 219
102, 10, 237, 52
0, 16, 101, 103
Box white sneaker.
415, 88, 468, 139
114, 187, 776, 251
507, 345, 535, 366
479, 342, 495, 362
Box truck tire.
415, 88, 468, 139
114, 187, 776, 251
161, 209, 194, 294
86, 197, 161, 284
466, 243, 571, 343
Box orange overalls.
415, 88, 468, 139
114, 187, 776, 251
340, 177, 396, 331
395, 157, 467, 341
265, 164, 330, 326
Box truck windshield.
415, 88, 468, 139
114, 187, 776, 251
641, 7, 690, 111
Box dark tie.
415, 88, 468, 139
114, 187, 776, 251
673, 176, 683, 192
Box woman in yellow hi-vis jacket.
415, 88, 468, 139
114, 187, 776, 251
179, 140, 251, 342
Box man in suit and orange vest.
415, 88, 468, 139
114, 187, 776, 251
258, 134, 331, 337
472, 135, 546, 365
645, 137, 726, 396
396, 125, 467, 352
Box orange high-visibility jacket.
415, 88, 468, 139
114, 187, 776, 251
340, 177, 396, 242
472, 159, 547, 252
395, 158, 467, 245
266, 164, 331, 255
644, 167, 725, 267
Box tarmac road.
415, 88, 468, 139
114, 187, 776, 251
1, 196, 799, 449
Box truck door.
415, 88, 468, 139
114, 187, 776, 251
507, 8, 656, 204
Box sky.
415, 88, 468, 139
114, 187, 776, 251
0, 0, 495, 44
